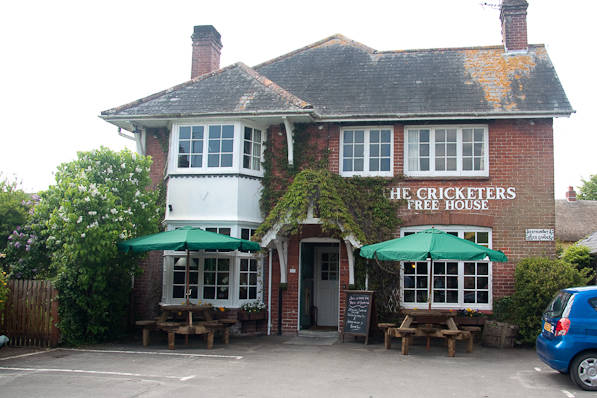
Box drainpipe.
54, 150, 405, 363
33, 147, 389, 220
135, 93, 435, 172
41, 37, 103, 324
267, 249, 272, 336
278, 287, 283, 336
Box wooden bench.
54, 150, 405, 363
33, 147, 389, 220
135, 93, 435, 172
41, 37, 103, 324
393, 327, 417, 355
460, 326, 481, 353
377, 323, 396, 349
135, 320, 157, 347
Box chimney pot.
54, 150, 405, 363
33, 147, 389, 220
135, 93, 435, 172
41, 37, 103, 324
566, 186, 577, 202
191, 25, 222, 79
500, 0, 529, 52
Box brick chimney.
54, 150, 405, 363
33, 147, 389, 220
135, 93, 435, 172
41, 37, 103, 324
500, 0, 528, 52
191, 25, 222, 79
566, 186, 577, 202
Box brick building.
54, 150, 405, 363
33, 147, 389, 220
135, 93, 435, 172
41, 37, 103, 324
101, 0, 572, 335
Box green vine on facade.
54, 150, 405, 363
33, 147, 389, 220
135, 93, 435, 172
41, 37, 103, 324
256, 124, 405, 320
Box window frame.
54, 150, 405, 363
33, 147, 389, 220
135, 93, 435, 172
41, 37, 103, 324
403, 125, 489, 177
169, 121, 265, 177
161, 224, 263, 307
399, 225, 493, 311
339, 126, 394, 177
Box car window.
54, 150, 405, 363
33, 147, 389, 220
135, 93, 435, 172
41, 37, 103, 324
589, 297, 597, 312
544, 291, 572, 318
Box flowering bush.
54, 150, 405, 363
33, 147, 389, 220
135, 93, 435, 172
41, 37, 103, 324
33, 147, 161, 344
0, 268, 8, 313
240, 301, 266, 312
0, 174, 31, 253
2, 221, 50, 279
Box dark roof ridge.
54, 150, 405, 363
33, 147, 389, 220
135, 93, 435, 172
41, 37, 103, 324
377, 43, 546, 55
101, 63, 243, 115
253, 33, 375, 70
235, 62, 312, 110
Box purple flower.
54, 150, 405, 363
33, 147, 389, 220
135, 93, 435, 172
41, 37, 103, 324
7, 235, 12, 241
14, 242, 21, 249
27, 239, 32, 244
16, 226, 21, 231
25, 245, 30, 252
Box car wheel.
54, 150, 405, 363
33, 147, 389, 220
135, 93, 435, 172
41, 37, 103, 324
570, 351, 597, 391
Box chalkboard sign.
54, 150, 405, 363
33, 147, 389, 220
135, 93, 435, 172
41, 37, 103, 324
342, 290, 375, 344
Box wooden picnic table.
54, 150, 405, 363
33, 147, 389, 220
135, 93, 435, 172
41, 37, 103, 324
385, 310, 473, 357
136, 304, 235, 350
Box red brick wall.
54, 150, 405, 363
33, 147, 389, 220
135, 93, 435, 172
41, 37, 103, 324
132, 128, 168, 319
266, 118, 554, 326
393, 119, 555, 297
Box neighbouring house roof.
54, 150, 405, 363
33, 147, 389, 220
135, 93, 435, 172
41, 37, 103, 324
578, 231, 597, 255
101, 35, 573, 121
556, 200, 597, 242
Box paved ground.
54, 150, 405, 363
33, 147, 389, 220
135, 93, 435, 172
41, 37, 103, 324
0, 335, 592, 398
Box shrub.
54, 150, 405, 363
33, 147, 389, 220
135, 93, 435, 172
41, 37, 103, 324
34, 147, 161, 345
0, 175, 31, 252
512, 257, 592, 345
0, 269, 8, 313
561, 244, 593, 272
492, 296, 514, 323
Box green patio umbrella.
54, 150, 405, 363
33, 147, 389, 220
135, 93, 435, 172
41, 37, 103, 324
118, 226, 261, 304
359, 228, 507, 309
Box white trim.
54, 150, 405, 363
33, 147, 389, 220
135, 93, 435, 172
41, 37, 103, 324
399, 225, 493, 311
339, 126, 394, 177
283, 117, 294, 166
403, 125, 489, 178
275, 239, 288, 284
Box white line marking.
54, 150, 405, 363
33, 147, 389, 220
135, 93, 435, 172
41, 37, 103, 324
59, 348, 243, 360
534, 367, 541, 372
561, 390, 574, 398
0, 366, 194, 381
0, 349, 57, 361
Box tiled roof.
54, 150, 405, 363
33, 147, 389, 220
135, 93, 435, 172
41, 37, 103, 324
103, 35, 573, 119
556, 200, 597, 242
102, 62, 312, 117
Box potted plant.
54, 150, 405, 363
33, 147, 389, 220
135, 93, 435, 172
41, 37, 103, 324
240, 301, 266, 320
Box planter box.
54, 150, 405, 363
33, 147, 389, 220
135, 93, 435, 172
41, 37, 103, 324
455, 316, 487, 326
482, 321, 519, 348
239, 311, 266, 321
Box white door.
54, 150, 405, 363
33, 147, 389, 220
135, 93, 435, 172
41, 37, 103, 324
315, 248, 339, 327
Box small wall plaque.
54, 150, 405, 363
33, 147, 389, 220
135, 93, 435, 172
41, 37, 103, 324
525, 229, 554, 241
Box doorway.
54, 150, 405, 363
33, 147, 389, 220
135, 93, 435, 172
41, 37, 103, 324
300, 242, 339, 329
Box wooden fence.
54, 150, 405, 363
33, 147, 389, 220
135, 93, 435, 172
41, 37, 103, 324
0, 280, 60, 347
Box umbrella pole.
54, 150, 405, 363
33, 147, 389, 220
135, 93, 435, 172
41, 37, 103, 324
185, 249, 190, 305
428, 259, 433, 311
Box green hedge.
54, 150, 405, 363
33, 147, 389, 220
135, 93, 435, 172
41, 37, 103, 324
511, 257, 592, 345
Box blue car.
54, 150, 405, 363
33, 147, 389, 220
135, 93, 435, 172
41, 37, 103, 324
536, 286, 597, 391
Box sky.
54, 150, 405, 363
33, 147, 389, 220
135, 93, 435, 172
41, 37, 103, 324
0, 0, 595, 198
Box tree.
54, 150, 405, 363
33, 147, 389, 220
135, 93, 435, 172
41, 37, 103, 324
578, 174, 597, 200
0, 174, 31, 252
33, 147, 161, 344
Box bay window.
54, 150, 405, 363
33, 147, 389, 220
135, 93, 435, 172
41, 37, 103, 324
400, 226, 492, 310
162, 225, 263, 307
404, 126, 488, 177
171, 122, 264, 175
340, 127, 393, 177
